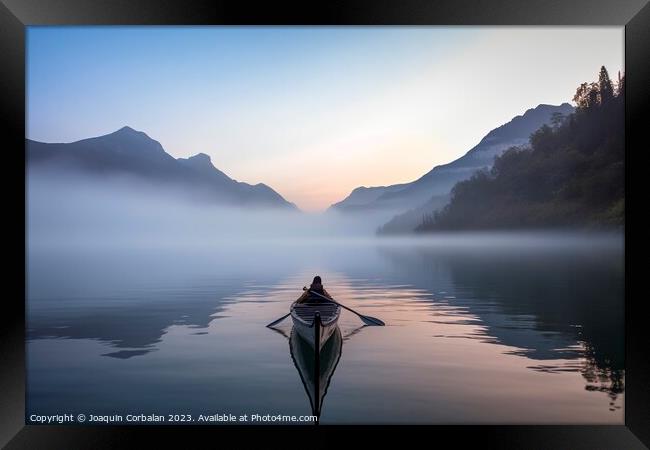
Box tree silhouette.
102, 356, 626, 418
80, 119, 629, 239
417, 66, 624, 232
616, 72, 625, 98
573, 82, 599, 110
550, 112, 566, 129
598, 66, 614, 104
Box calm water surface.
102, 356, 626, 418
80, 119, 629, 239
27, 233, 624, 424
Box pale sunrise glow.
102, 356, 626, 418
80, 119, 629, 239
27, 26, 623, 211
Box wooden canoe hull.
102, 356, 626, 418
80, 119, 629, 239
290, 300, 341, 351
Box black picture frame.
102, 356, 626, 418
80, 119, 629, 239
2, 0, 648, 448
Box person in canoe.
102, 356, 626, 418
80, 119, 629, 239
298, 276, 333, 303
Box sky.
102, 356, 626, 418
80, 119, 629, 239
27, 26, 624, 211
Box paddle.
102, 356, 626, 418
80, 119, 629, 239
266, 312, 291, 328
304, 287, 385, 326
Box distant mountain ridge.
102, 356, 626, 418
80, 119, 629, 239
331, 103, 574, 217
416, 68, 624, 231
27, 126, 297, 210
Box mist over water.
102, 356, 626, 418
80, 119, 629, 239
27, 169, 397, 248
26, 171, 624, 424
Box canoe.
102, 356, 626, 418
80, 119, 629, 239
290, 294, 341, 351
289, 325, 342, 422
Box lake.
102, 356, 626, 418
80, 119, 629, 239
26, 232, 624, 424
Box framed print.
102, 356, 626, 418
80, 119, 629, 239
1, 0, 648, 448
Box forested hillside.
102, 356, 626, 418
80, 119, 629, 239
416, 67, 624, 231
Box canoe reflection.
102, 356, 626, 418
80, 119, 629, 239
289, 325, 343, 424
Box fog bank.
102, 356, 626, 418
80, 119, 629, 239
27, 169, 392, 248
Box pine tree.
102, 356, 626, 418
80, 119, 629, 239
616, 72, 625, 98
598, 66, 614, 104
551, 112, 565, 129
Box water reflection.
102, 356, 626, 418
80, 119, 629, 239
26, 246, 298, 359
27, 286, 241, 358
289, 327, 343, 424
375, 234, 624, 403
268, 323, 364, 424
26, 234, 625, 422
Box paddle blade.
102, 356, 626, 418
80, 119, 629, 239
360, 315, 385, 326
266, 313, 291, 328
305, 286, 386, 326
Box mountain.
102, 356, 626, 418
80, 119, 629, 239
26, 126, 297, 209
376, 194, 450, 234
416, 73, 624, 231
330, 103, 575, 225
